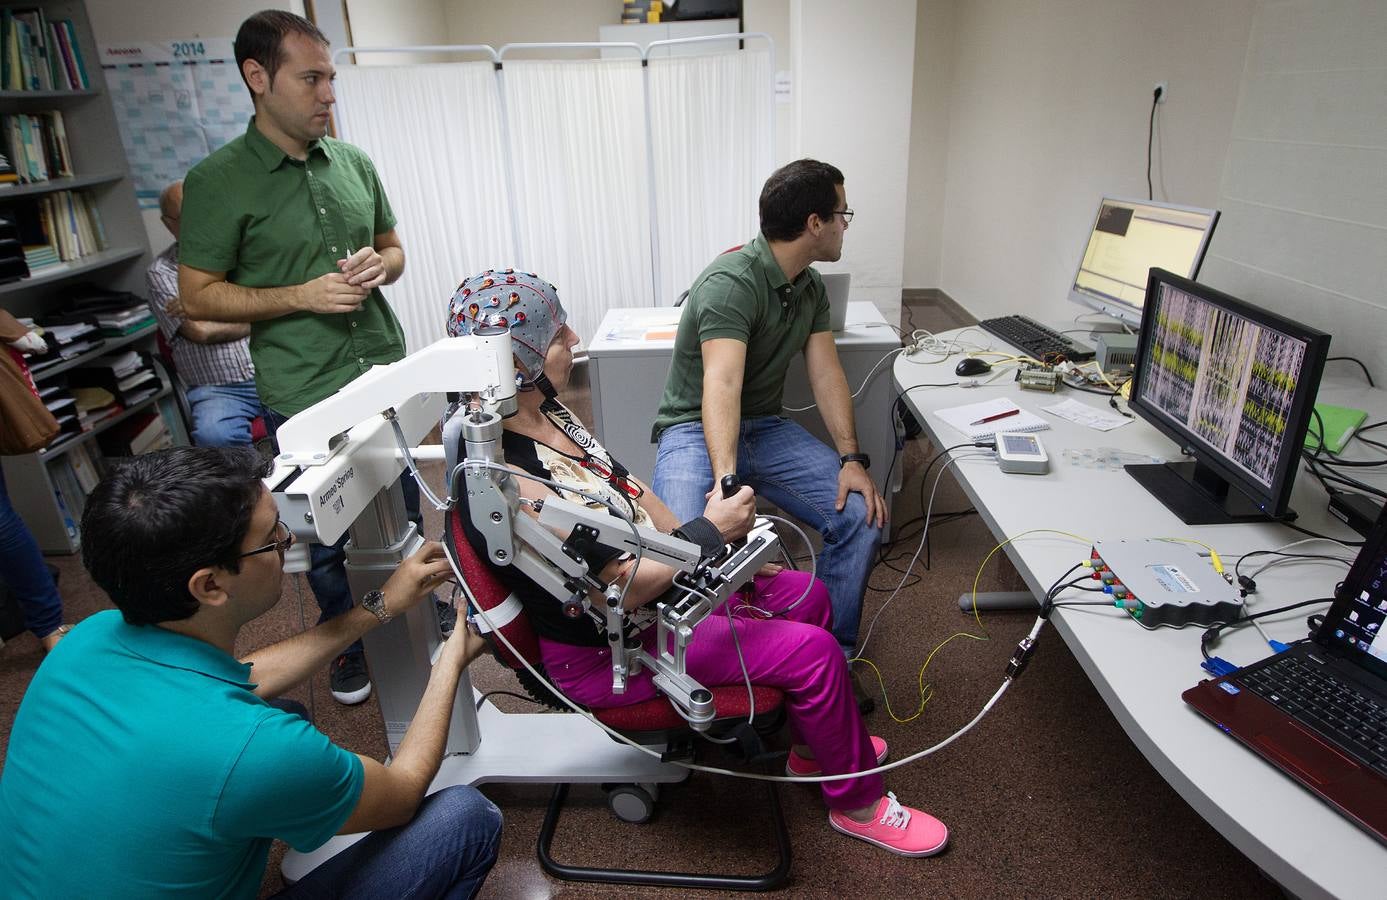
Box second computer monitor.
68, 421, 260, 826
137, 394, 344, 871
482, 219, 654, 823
1069, 197, 1219, 327
1124, 268, 1329, 525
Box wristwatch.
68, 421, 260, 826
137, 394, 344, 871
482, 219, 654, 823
360, 589, 393, 624
839, 453, 871, 470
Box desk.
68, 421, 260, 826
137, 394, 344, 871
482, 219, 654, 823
892, 330, 1386, 900
587, 302, 902, 514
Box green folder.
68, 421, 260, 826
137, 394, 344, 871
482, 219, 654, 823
1304, 402, 1368, 454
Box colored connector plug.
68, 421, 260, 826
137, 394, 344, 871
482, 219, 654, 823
1202, 656, 1239, 677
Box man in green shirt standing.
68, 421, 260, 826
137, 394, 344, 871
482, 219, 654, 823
179, 11, 412, 705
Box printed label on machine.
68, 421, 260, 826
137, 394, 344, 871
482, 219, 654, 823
1147, 564, 1199, 593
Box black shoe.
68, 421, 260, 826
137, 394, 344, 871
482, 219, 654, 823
850, 667, 877, 715
436, 596, 457, 639
330, 652, 372, 705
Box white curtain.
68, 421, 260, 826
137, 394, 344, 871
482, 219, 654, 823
647, 48, 774, 305
332, 45, 772, 349
335, 62, 513, 351
501, 59, 653, 343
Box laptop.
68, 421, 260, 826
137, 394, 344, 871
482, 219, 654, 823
822, 273, 851, 332
1183, 505, 1387, 844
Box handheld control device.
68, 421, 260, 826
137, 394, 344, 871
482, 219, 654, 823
995, 433, 1049, 475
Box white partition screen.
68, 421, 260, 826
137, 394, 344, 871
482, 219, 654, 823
331, 37, 774, 350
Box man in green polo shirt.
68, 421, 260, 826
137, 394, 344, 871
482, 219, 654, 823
178, 11, 415, 706
0, 447, 501, 898
652, 160, 886, 705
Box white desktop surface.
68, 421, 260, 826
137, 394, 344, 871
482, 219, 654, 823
586, 301, 902, 504
893, 331, 1386, 900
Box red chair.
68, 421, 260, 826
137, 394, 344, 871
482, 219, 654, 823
443, 503, 794, 891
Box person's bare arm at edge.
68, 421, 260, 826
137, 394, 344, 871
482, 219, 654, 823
338, 626, 488, 833
700, 337, 747, 482
178, 263, 368, 322
804, 331, 887, 528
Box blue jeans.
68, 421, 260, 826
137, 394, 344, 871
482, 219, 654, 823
185, 379, 264, 448
266, 410, 425, 658
274, 785, 502, 899
0, 464, 63, 639
653, 416, 881, 652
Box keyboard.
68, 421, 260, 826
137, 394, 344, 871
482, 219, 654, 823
977, 314, 1095, 362
1235, 654, 1387, 775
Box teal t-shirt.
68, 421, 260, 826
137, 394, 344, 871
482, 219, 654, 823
0, 611, 364, 899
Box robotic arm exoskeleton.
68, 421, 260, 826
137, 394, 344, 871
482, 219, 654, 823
268, 328, 781, 732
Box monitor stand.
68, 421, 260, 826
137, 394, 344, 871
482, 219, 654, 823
1124, 460, 1297, 526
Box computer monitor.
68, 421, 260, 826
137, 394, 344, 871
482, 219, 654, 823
1124, 269, 1330, 525
1068, 197, 1220, 328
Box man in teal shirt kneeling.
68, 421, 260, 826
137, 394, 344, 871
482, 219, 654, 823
0, 447, 500, 898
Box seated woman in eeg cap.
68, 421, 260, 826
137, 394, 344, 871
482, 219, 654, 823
446, 269, 949, 857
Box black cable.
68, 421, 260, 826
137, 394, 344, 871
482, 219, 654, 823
1279, 519, 1364, 547
1325, 356, 1375, 387
1200, 597, 1335, 660
1232, 550, 1354, 594
476, 689, 544, 710
1147, 85, 1161, 200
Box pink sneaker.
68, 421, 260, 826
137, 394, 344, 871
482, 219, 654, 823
786, 736, 888, 776
828, 792, 949, 857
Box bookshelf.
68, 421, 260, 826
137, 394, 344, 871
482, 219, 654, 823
1, 0, 185, 554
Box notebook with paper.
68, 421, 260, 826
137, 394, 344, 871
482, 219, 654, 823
933, 398, 1051, 442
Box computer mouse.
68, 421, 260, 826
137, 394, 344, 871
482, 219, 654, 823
955, 357, 992, 377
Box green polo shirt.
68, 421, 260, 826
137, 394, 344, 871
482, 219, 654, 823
180, 117, 405, 416
652, 233, 830, 440
0, 611, 363, 900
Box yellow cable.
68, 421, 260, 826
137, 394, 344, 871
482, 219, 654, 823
850, 630, 989, 724
967, 528, 1093, 626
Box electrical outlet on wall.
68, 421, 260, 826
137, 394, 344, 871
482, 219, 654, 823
1154, 81, 1168, 102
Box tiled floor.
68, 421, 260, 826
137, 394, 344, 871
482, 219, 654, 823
0, 296, 1278, 898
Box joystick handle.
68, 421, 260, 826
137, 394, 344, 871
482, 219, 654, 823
720, 474, 740, 499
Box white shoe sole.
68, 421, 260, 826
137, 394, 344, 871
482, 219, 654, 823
331, 681, 372, 705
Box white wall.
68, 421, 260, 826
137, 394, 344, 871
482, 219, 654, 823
88, 0, 302, 254
1199, 0, 1387, 379
929, 0, 1255, 320
792, 1, 916, 326
442, 0, 612, 53
902, 0, 954, 290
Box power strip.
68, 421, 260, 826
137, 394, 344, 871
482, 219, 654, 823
1087, 539, 1242, 629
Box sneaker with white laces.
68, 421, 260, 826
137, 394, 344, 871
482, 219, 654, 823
786, 736, 888, 777
329, 652, 372, 705
828, 791, 949, 857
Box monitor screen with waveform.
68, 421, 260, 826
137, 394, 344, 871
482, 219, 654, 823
1125, 269, 1329, 525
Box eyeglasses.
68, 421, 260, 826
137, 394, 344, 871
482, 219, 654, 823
832, 208, 854, 224
240, 519, 294, 559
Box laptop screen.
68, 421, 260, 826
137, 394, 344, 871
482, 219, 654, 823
1317, 505, 1387, 680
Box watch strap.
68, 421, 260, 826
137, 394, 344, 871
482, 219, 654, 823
839, 452, 871, 470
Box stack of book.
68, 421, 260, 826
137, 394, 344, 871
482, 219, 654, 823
24, 317, 102, 373
98, 410, 171, 458
8, 188, 105, 265
1, 9, 89, 92
0, 211, 27, 283
0, 111, 73, 184
94, 302, 156, 337
36, 379, 77, 438
69, 349, 161, 415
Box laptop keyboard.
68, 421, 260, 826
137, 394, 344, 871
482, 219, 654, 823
1236, 654, 1387, 775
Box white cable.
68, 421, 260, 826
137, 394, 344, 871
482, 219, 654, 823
466, 577, 1036, 783
855, 450, 992, 658
782, 347, 904, 412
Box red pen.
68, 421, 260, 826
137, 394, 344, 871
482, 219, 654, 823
969, 408, 1020, 427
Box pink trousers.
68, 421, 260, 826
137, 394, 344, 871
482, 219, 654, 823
539, 570, 884, 811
